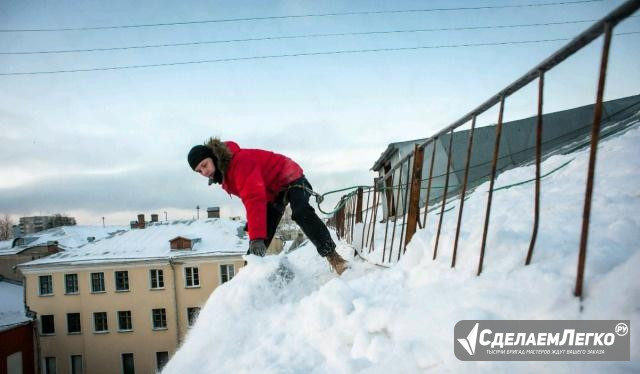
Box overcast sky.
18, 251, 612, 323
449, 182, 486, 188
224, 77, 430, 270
1, 0, 638, 226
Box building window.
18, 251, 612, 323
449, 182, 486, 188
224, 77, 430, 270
118, 311, 133, 331
44, 357, 57, 374
67, 313, 81, 334
93, 312, 108, 332
185, 267, 199, 287
152, 308, 167, 330
156, 352, 169, 372
187, 307, 200, 327
115, 271, 129, 291
220, 264, 235, 284
41, 314, 55, 335
90, 272, 105, 293
39, 275, 53, 295
121, 353, 135, 374
71, 355, 83, 374
150, 269, 164, 289
65, 274, 79, 294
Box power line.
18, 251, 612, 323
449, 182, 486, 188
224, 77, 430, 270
1, 31, 637, 77
4, 17, 629, 56
0, 0, 604, 33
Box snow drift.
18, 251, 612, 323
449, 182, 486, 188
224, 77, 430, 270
163, 123, 640, 373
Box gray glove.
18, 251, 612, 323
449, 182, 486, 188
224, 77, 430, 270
248, 239, 267, 257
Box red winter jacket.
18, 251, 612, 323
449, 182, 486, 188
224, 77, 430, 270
220, 141, 303, 240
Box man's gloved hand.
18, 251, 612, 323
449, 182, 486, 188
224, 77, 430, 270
248, 239, 267, 257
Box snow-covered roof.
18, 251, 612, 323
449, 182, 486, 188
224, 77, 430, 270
0, 239, 12, 251
19, 218, 247, 269
0, 280, 30, 332
0, 225, 127, 256
163, 121, 640, 374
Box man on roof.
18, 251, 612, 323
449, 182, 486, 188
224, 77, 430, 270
187, 138, 348, 275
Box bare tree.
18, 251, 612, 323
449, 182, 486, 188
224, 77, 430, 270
0, 214, 14, 240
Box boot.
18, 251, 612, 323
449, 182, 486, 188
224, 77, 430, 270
326, 249, 348, 275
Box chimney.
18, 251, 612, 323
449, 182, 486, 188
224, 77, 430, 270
151, 214, 159, 223
207, 207, 220, 218
137, 214, 145, 229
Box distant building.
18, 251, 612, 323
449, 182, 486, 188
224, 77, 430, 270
18, 215, 77, 235
0, 225, 126, 282
18, 218, 246, 374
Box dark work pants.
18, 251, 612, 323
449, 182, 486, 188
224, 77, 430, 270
265, 176, 336, 256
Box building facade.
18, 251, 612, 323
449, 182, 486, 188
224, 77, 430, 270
18, 218, 247, 374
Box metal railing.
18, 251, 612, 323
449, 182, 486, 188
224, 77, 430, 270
327, 0, 640, 299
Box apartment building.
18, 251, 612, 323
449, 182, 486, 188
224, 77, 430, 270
18, 218, 246, 374
18, 215, 77, 235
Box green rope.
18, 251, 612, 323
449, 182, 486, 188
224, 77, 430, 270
285, 184, 372, 216
493, 158, 574, 192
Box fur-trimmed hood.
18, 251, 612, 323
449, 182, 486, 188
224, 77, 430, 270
204, 137, 234, 176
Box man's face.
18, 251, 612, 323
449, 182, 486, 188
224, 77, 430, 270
195, 157, 215, 178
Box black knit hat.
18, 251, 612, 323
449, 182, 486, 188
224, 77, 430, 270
187, 145, 216, 170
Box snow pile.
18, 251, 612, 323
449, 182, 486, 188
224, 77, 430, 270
163, 125, 639, 373
0, 281, 29, 332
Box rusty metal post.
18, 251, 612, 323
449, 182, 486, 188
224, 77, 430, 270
361, 187, 372, 248
350, 195, 357, 254
451, 115, 477, 268
383, 163, 396, 217
344, 199, 349, 241
421, 139, 438, 228
575, 23, 613, 299
526, 71, 545, 266
478, 96, 506, 276
345, 197, 349, 242
405, 144, 425, 251
433, 130, 455, 260
336, 204, 345, 239
352, 194, 357, 242
398, 155, 413, 260
356, 188, 364, 224
368, 186, 379, 251
370, 183, 380, 253
382, 174, 392, 262
388, 169, 404, 262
